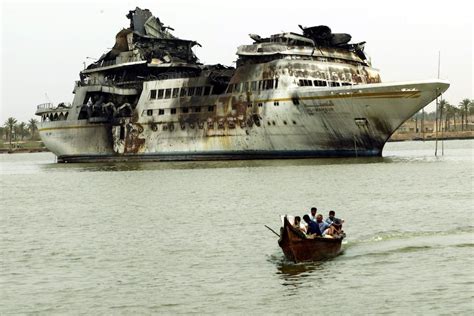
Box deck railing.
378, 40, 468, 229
36, 103, 54, 110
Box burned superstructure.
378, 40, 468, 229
36, 7, 448, 162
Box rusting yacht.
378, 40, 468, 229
36, 7, 449, 162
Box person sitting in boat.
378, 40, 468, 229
293, 216, 307, 234
325, 210, 344, 233
308, 207, 317, 222
316, 214, 337, 236
303, 214, 322, 237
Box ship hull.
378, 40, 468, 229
38, 80, 449, 163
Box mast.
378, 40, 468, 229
435, 51, 441, 156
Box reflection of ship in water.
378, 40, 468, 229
36, 7, 449, 163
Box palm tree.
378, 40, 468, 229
4, 117, 17, 149
17, 122, 27, 141
459, 99, 472, 130
438, 99, 448, 132
445, 104, 458, 131
28, 118, 38, 140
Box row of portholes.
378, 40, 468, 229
148, 118, 298, 132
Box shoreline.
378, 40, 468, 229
0, 148, 49, 154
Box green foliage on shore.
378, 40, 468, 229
1, 117, 40, 149
412, 99, 473, 131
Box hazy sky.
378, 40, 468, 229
1, 0, 472, 123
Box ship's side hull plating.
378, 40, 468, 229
38, 80, 449, 163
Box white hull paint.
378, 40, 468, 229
38, 80, 448, 162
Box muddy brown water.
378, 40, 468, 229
1, 140, 473, 314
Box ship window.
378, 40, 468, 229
188, 87, 195, 96
243, 82, 249, 92
204, 86, 212, 95
247, 103, 252, 108
258, 80, 263, 90
172, 88, 179, 98
195, 86, 203, 96
157, 89, 164, 99
180, 87, 187, 97
158, 109, 165, 115
299, 79, 304, 86
292, 97, 300, 105
341, 82, 352, 86
208, 105, 214, 112
266, 79, 274, 89
170, 108, 177, 114
274, 101, 279, 106
314, 80, 327, 87
147, 109, 153, 116
275, 79, 279, 89
120, 125, 125, 140
234, 83, 241, 93
306, 80, 313, 86
165, 88, 172, 99
251, 81, 257, 91
150, 89, 157, 99
194, 107, 201, 113
258, 103, 263, 107
182, 107, 189, 113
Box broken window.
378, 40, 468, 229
150, 90, 157, 99
147, 109, 153, 116
182, 107, 189, 113
170, 108, 176, 114
203, 86, 211, 95
165, 88, 172, 99
234, 83, 241, 93
158, 109, 165, 115
243, 82, 249, 92
180, 87, 187, 97
158, 89, 164, 99
188, 87, 195, 96
208, 105, 214, 112
266, 79, 274, 89
251, 81, 257, 91
258, 80, 263, 90
195, 86, 203, 96
172, 88, 179, 98
194, 107, 201, 113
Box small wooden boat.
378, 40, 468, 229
278, 216, 344, 263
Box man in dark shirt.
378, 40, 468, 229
303, 215, 322, 236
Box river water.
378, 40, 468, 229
1, 140, 473, 314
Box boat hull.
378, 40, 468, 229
38, 80, 449, 163
278, 217, 343, 262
